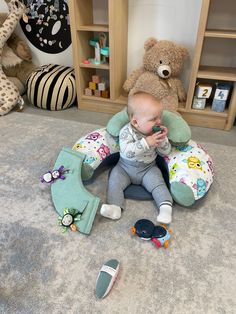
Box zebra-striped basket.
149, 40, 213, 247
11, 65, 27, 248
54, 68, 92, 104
27, 64, 77, 110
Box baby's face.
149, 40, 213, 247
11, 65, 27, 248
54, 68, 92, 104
131, 97, 163, 135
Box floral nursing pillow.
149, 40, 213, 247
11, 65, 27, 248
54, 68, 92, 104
73, 129, 214, 206
165, 140, 213, 203
73, 128, 119, 180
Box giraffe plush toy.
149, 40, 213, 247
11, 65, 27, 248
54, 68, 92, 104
0, 0, 26, 116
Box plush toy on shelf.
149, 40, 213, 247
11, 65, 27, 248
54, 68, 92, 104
123, 37, 189, 112
0, 0, 30, 116
0, 4, 36, 96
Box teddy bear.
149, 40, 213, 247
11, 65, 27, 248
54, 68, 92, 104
123, 37, 189, 112
0, 10, 36, 95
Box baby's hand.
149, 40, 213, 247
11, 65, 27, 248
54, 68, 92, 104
157, 126, 168, 142
146, 126, 168, 147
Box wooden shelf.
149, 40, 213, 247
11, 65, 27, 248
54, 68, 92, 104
79, 63, 110, 70
205, 29, 236, 39
185, 0, 236, 130
197, 66, 236, 81
178, 106, 228, 117
82, 95, 111, 102
79, 97, 125, 114
82, 94, 127, 105
178, 109, 229, 130
78, 24, 109, 32
69, 0, 128, 114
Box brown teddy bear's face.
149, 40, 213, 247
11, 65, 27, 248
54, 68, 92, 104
143, 39, 188, 78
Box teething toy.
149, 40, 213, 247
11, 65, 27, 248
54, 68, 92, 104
95, 259, 120, 299
153, 125, 162, 133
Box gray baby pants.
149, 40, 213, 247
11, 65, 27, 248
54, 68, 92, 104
107, 157, 173, 209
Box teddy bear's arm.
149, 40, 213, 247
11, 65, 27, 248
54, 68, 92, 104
7, 33, 32, 61
176, 80, 187, 102
123, 67, 145, 92
169, 78, 186, 102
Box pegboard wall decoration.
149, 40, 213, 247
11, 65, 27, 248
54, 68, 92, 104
20, 0, 71, 54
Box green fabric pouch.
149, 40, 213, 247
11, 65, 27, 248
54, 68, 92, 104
51, 147, 100, 234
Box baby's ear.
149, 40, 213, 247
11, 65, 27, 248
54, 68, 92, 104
131, 116, 138, 128
144, 37, 158, 51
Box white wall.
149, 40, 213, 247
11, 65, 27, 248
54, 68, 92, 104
128, 0, 202, 88
0, 0, 202, 89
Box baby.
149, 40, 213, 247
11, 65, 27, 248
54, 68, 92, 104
101, 91, 173, 224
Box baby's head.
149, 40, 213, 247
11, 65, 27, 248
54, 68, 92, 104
128, 92, 164, 135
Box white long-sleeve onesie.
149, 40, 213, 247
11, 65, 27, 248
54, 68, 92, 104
119, 122, 171, 164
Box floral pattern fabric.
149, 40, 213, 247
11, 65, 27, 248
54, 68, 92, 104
73, 130, 214, 201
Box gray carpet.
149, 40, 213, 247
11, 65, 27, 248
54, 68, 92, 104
1, 112, 236, 314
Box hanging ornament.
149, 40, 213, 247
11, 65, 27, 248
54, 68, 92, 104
20, 0, 71, 53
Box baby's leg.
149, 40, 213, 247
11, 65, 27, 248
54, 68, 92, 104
142, 166, 173, 224
100, 163, 131, 219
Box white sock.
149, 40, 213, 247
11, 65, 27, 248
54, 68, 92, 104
100, 204, 122, 220
157, 203, 172, 224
